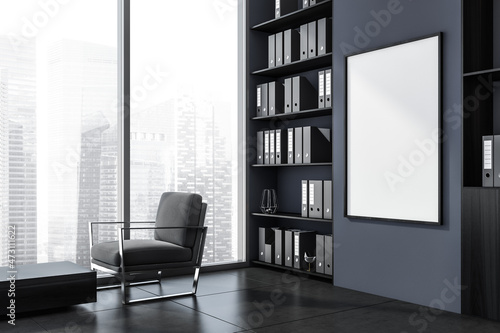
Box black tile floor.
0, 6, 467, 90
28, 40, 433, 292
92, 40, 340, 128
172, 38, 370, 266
2, 267, 500, 332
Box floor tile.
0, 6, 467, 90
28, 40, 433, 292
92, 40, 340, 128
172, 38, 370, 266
0, 318, 47, 333
138, 270, 273, 297
247, 300, 500, 333
173, 275, 391, 331
33, 302, 241, 333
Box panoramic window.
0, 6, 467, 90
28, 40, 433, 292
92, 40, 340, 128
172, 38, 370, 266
0, 0, 242, 267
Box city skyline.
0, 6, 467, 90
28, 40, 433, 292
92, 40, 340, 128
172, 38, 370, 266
1, 36, 238, 267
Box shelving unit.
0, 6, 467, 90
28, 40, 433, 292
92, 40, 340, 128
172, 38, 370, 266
461, 0, 500, 321
246, 0, 333, 280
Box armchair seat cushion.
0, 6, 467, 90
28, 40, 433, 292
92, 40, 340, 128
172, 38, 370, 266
91, 240, 192, 267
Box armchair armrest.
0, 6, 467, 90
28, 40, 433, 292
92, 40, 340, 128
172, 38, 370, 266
89, 221, 156, 247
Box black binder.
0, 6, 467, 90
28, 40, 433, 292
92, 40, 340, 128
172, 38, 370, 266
256, 131, 264, 165
316, 234, 325, 274
284, 229, 300, 267
308, 21, 316, 58
300, 24, 308, 60
276, 32, 283, 66
268, 34, 275, 68
318, 70, 325, 108
324, 234, 333, 275
275, 129, 286, 164
259, 227, 275, 263
284, 29, 300, 64
302, 180, 308, 217
325, 69, 332, 107
317, 18, 332, 56
287, 128, 294, 164
293, 230, 316, 270
276, 0, 298, 18
309, 180, 323, 219
294, 127, 303, 164
292, 76, 317, 112
274, 227, 285, 265
268, 81, 284, 116
284, 78, 292, 113
303, 126, 332, 163
495, 135, 500, 187
264, 130, 270, 164
323, 180, 332, 220
483, 135, 493, 187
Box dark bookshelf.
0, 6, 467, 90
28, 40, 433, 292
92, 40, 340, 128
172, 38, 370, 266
251, 212, 332, 223
251, 0, 332, 33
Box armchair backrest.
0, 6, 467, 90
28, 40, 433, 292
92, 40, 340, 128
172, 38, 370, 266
154, 192, 204, 248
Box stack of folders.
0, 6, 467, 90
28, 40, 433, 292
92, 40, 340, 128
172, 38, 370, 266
268, 17, 331, 68
301, 180, 332, 219
318, 69, 332, 108
275, 0, 326, 18
256, 126, 331, 165
257, 75, 318, 117
259, 226, 333, 275
482, 135, 500, 187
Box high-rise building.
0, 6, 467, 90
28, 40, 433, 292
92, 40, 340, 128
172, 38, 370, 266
46, 40, 117, 267
0, 36, 37, 266
130, 95, 235, 263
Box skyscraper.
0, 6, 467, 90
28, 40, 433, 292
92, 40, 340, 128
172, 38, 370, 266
46, 40, 117, 266
0, 36, 37, 266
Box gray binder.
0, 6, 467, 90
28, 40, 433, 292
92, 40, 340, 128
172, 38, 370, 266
275, 129, 286, 164
483, 135, 493, 187
264, 130, 270, 164
309, 180, 323, 219
325, 69, 332, 107
316, 234, 325, 274
287, 128, 294, 164
256, 84, 263, 117
318, 71, 325, 108
300, 24, 308, 60
308, 21, 316, 58
284, 29, 300, 64
293, 230, 316, 270
268, 34, 275, 68
268, 81, 284, 116
302, 180, 308, 217
294, 127, 303, 164
293, 76, 317, 112
303, 126, 332, 163
302, 0, 309, 9
317, 18, 332, 55
324, 234, 333, 275
261, 83, 268, 116
323, 180, 332, 219
256, 131, 264, 165
284, 78, 292, 113
259, 227, 266, 261
276, 32, 283, 66
270, 130, 275, 165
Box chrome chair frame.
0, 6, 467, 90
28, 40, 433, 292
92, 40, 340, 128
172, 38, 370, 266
89, 220, 207, 304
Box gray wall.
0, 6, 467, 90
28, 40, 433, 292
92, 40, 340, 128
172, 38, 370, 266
333, 0, 462, 313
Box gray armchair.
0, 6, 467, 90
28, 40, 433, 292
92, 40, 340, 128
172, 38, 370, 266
89, 192, 207, 304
